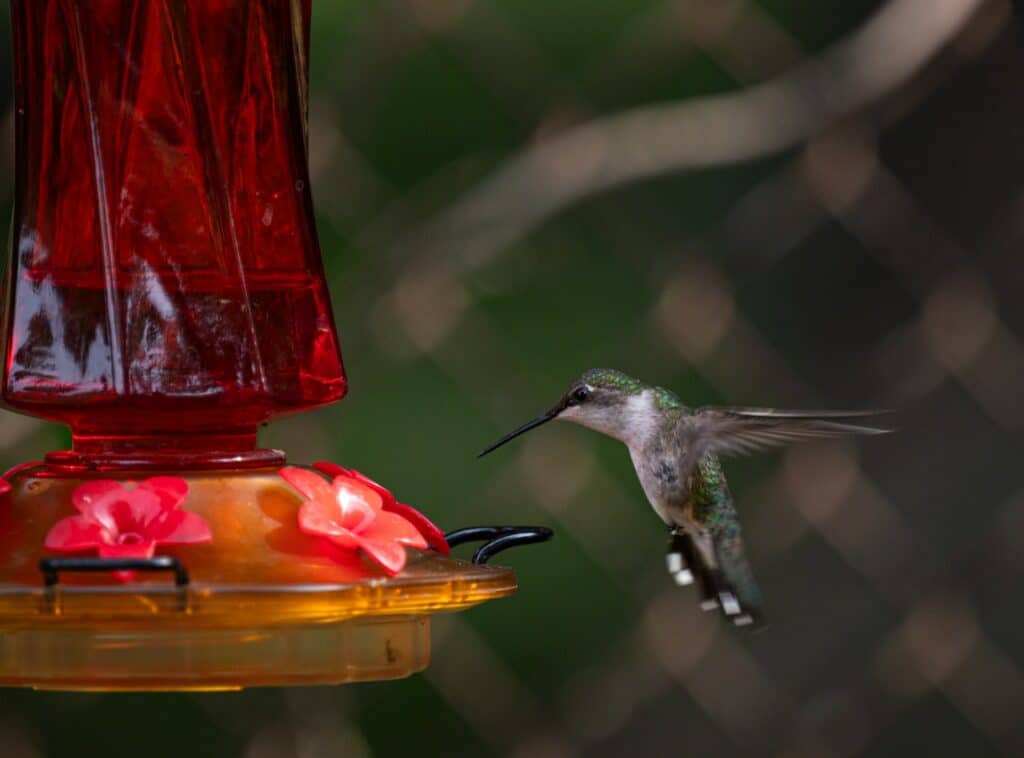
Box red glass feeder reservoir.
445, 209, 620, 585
0, 0, 538, 691
5, 0, 344, 467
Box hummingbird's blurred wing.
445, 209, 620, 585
675, 407, 892, 479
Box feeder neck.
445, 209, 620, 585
45, 431, 285, 472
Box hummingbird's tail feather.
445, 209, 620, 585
669, 533, 721, 610
711, 530, 766, 630
666, 531, 697, 587
670, 530, 765, 630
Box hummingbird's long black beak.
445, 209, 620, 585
478, 401, 566, 458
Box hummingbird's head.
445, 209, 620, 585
479, 369, 655, 457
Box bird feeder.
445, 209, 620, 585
0, 0, 548, 691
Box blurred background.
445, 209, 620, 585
2, 0, 1024, 755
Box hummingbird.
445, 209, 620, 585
479, 369, 891, 629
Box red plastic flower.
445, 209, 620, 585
44, 477, 212, 562
312, 461, 449, 555
280, 467, 428, 575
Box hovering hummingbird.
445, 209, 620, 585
479, 369, 891, 629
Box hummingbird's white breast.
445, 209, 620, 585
625, 392, 689, 527
620, 391, 663, 448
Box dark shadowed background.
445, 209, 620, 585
2, 0, 1024, 756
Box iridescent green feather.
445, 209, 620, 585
692, 455, 764, 623
580, 368, 645, 395
691, 455, 730, 525
651, 385, 685, 412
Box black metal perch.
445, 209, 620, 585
38, 556, 191, 611
444, 525, 554, 565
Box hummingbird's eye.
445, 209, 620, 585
572, 386, 591, 404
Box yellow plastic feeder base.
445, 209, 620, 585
0, 466, 519, 691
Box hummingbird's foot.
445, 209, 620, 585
666, 531, 695, 586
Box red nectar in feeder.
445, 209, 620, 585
3, 0, 344, 466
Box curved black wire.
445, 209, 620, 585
443, 525, 553, 564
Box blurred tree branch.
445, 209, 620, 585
404, 0, 985, 269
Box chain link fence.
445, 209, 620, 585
1, 0, 1023, 756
